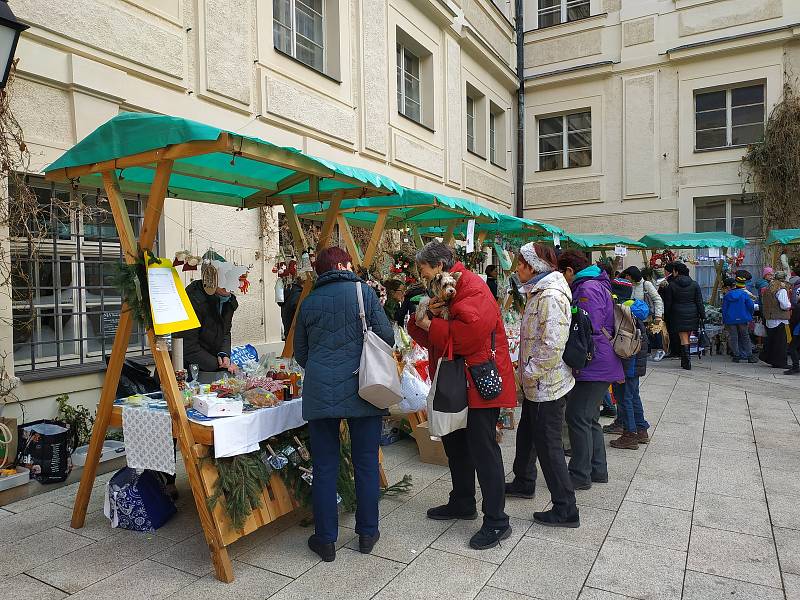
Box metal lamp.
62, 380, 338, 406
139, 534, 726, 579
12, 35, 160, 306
0, 0, 28, 89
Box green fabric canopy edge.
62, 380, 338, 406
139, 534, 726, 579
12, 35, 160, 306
564, 233, 646, 249
766, 228, 800, 245
638, 232, 747, 249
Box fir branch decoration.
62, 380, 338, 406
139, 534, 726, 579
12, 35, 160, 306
111, 256, 152, 329
206, 451, 274, 532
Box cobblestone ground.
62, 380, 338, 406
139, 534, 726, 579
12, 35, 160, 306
1, 354, 799, 600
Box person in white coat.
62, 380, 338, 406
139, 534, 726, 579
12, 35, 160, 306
622, 266, 666, 361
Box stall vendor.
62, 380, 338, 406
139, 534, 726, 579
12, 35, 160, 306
178, 261, 247, 382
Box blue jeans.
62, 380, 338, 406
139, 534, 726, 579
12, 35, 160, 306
726, 324, 752, 359
308, 415, 382, 543
616, 377, 650, 433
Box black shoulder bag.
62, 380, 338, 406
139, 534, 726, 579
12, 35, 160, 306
469, 331, 504, 401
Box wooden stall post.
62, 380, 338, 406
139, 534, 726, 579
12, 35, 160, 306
337, 213, 363, 266
443, 223, 457, 246
363, 209, 389, 269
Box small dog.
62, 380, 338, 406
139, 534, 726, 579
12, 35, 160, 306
416, 271, 461, 322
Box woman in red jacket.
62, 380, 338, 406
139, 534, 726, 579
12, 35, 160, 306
408, 241, 517, 550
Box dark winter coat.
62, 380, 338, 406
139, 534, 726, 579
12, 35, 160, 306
294, 270, 394, 421
177, 279, 238, 372
622, 300, 650, 379
279, 281, 304, 338
407, 262, 516, 409
662, 275, 705, 332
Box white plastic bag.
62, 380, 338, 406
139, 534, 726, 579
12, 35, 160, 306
426, 357, 468, 438
398, 364, 430, 413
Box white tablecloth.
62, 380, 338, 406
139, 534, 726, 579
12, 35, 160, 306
188, 398, 306, 458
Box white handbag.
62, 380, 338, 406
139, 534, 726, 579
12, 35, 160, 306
356, 282, 402, 409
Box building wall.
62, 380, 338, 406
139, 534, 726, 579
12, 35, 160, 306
522, 0, 800, 240
4, 0, 518, 420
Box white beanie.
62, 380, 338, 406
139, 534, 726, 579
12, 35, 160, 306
519, 242, 553, 274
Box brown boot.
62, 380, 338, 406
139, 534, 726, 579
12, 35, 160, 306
637, 429, 650, 444
610, 431, 639, 450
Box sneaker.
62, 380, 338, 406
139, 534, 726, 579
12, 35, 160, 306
533, 509, 580, 528
602, 422, 624, 435
784, 367, 800, 375
469, 525, 512, 550
505, 481, 535, 499
653, 350, 666, 362
426, 504, 479, 521
610, 432, 639, 450
600, 406, 617, 418
570, 477, 591, 491
359, 532, 380, 554
637, 428, 650, 444
591, 473, 609, 484
308, 535, 336, 562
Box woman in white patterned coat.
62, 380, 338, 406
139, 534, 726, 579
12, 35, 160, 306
505, 242, 580, 528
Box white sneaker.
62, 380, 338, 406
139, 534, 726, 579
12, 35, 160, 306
653, 350, 666, 362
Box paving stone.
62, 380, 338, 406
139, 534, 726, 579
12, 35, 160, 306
0, 502, 71, 542
573, 479, 629, 511
167, 560, 291, 600
28, 529, 178, 593
526, 504, 615, 551
608, 500, 691, 551
67, 559, 197, 600
0, 573, 67, 600
56, 508, 117, 541
696, 464, 765, 500
757, 448, 800, 474
429, 516, 530, 564
0, 507, 12, 518
774, 527, 800, 575
687, 526, 781, 588
762, 467, 800, 498
227, 512, 301, 558
701, 430, 757, 453
682, 570, 785, 600
237, 523, 355, 577
578, 589, 639, 600
636, 452, 699, 481
786, 573, 800, 600
692, 492, 772, 538
151, 531, 215, 576
605, 456, 641, 482
488, 536, 595, 600
586, 536, 685, 600
767, 492, 800, 530
152, 501, 203, 542
625, 474, 696, 511
272, 547, 404, 600
0, 526, 93, 576
375, 547, 496, 600
475, 587, 538, 600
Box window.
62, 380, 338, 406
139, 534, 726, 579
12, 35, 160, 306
695, 84, 765, 151
396, 43, 421, 123
489, 112, 496, 163
489, 102, 507, 168
466, 96, 476, 153
273, 0, 324, 72
538, 0, 590, 28
538, 110, 591, 171
11, 176, 152, 375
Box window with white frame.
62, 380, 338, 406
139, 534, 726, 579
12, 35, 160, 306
397, 43, 421, 123
11, 176, 152, 375
273, 0, 324, 72
538, 0, 590, 28
538, 110, 591, 171
490, 102, 507, 168
466, 96, 476, 153
695, 84, 765, 151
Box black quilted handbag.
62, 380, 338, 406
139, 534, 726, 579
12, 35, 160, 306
468, 331, 503, 401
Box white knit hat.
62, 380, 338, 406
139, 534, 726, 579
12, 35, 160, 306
519, 242, 553, 274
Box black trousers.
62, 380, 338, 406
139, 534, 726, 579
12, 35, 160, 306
761, 324, 789, 368
513, 397, 577, 518
566, 381, 609, 486
788, 329, 800, 368
441, 406, 509, 530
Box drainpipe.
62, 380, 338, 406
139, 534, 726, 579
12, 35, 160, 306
514, 0, 524, 218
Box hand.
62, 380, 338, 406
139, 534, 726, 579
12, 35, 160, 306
416, 312, 432, 331
227, 363, 238, 374
654, 317, 662, 323
218, 355, 231, 369
428, 299, 445, 316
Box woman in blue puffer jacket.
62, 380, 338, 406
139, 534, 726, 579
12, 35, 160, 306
557, 251, 624, 490
294, 246, 394, 563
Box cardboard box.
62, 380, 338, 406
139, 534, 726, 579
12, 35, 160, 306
193, 394, 243, 417
411, 421, 448, 466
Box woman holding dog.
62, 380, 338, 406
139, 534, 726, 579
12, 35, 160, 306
407, 241, 517, 550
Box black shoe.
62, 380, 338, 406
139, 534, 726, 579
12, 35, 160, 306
784, 367, 800, 375
600, 406, 617, 418
308, 535, 336, 562
570, 477, 591, 491
358, 531, 380, 554
748, 356, 759, 364
591, 474, 609, 484
426, 504, 479, 521
505, 481, 535, 499
468, 525, 512, 550
732, 357, 741, 363
533, 509, 580, 528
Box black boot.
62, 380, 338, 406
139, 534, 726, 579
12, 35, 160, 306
681, 344, 692, 370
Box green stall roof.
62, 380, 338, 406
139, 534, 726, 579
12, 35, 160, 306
563, 233, 646, 250
766, 229, 800, 246
44, 113, 408, 207
638, 232, 747, 249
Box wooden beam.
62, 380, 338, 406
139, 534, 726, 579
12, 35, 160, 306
102, 173, 138, 259
140, 160, 174, 251
242, 172, 310, 207
338, 213, 362, 266
281, 198, 308, 252
317, 193, 343, 250
234, 136, 335, 179
443, 223, 458, 246
477, 230, 488, 249
261, 187, 389, 206
140, 160, 277, 191
386, 206, 436, 228
363, 209, 389, 269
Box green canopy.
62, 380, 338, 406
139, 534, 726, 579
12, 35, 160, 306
766, 228, 800, 246
417, 214, 563, 240
44, 113, 407, 207
563, 233, 646, 250
638, 232, 747, 249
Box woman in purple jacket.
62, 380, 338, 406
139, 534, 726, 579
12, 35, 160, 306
557, 251, 624, 490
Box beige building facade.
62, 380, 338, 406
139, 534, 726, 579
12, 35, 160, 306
5, 0, 518, 419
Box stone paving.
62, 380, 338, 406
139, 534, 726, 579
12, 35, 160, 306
1, 354, 799, 599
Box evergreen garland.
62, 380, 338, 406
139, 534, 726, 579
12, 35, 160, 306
206, 451, 273, 532
111, 252, 156, 329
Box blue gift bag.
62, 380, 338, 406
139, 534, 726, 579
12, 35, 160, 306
103, 468, 176, 532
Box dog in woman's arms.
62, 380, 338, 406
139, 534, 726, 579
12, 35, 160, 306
416, 271, 461, 322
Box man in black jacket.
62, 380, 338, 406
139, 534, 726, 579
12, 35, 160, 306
279, 279, 304, 340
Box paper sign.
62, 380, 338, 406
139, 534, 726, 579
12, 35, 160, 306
230, 344, 259, 368
466, 219, 476, 253
614, 245, 628, 257
146, 254, 200, 335
707, 247, 720, 258
552, 232, 561, 246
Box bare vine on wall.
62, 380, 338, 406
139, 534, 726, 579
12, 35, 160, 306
741, 81, 800, 236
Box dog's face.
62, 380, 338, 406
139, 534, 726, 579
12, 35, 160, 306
429, 271, 461, 303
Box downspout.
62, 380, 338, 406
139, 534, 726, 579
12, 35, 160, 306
514, 0, 524, 217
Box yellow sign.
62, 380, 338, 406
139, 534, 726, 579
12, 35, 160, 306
145, 253, 200, 335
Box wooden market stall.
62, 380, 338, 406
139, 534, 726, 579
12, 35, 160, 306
638, 232, 748, 305
766, 228, 800, 270
43, 113, 418, 583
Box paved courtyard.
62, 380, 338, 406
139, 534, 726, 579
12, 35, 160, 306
1, 355, 799, 600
